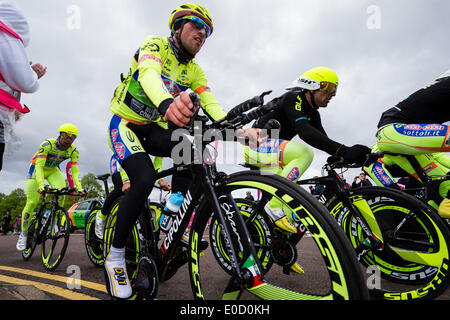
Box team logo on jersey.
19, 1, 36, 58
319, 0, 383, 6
253, 139, 280, 153
125, 130, 135, 143
373, 161, 395, 186
295, 96, 303, 111
394, 124, 447, 137
142, 42, 160, 53
286, 167, 300, 181
114, 142, 125, 159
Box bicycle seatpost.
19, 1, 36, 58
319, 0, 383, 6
96, 174, 111, 196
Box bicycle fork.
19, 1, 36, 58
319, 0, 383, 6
341, 194, 385, 260
209, 187, 265, 299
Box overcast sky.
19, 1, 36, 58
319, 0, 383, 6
0, 0, 449, 198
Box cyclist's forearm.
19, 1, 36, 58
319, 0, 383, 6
138, 65, 173, 113
70, 163, 82, 189
34, 162, 46, 188
296, 122, 341, 155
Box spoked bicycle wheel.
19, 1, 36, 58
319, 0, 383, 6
41, 207, 71, 271
84, 210, 104, 267
189, 171, 369, 300
209, 198, 274, 275
327, 186, 450, 300
22, 217, 38, 261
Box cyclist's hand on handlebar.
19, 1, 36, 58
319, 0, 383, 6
337, 144, 372, 164
122, 181, 131, 193
236, 128, 268, 148
158, 179, 172, 191
165, 92, 196, 127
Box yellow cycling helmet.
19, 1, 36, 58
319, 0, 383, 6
287, 67, 339, 93
58, 123, 78, 137
169, 3, 213, 37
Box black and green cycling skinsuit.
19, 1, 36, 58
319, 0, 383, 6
366, 77, 450, 203
107, 35, 226, 249
244, 89, 345, 215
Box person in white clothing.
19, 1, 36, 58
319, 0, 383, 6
0, 2, 46, 171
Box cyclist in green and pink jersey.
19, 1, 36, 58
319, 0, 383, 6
104, 3, 264, 299
16, 124, 85, 251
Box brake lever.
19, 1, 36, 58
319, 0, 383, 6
186, 92, 201, 134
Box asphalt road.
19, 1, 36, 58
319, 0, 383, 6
1, 231, 450, 301
0, 231, 196, 300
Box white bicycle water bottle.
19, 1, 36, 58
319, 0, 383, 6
42, 210, 50, 224
159, 192, 184, 233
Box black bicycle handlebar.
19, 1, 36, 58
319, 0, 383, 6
41, 186, 85, 197
183, 90, 276, 136
326, 152, 385, 169
224, 90, 272, 121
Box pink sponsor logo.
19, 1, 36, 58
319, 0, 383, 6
111, 129, 118, 143
404, 124, 422, 130
423, 124, 444, 131
139, 54, 162, 66
376, 166, 392, 185
114, 142, 125, 159
110, 157, 118, 172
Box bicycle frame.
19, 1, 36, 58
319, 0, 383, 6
297, 163, 385, 257
128, 93, 275, 288
134, 139, 265, 287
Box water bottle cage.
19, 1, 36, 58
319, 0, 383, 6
163, 209, 178, 217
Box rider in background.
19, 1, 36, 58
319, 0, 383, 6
365, 70, 450, 218
245, 67, 371, 234
16, 124, 85, 251
0, 2, 47, 171
105, 3, 265, 299
94, 155, 170, 239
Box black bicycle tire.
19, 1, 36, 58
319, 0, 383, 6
188, 171, 369, 300
41, 206, 71, 271
326, 186, 450, 300
22, 217, 38, 261
84, 210, 104, 267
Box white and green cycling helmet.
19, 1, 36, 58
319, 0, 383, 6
436, 69, 450, 81
287, 67, 339, 94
